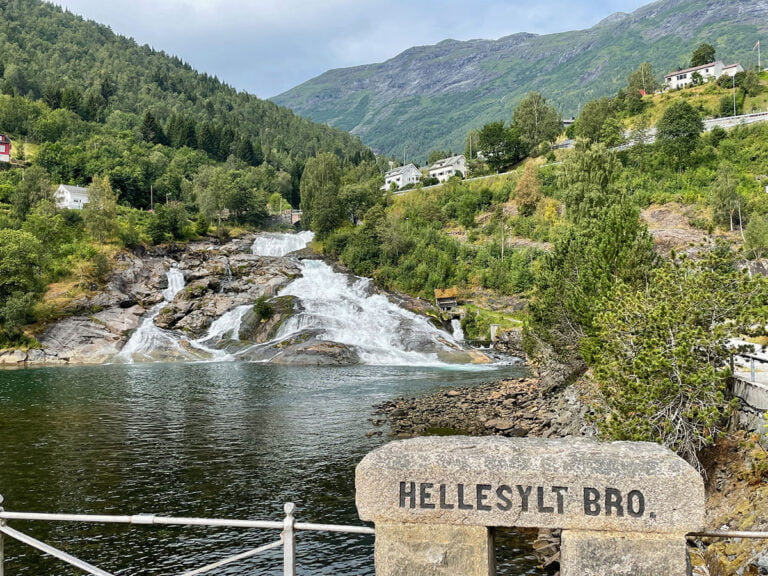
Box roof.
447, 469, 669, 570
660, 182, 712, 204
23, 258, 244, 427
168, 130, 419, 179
664, 61, 722, 79
0, 134, 10, 144
385, 163, 419, 178
429, 155, 465, 170
722, 63, 741, 70
434, 287, 459, 299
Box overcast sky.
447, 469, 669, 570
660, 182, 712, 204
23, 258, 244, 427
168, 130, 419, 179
48, 0, 653, 99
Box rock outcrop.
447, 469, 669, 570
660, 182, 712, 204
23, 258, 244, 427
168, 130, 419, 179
3, 235, 305, 366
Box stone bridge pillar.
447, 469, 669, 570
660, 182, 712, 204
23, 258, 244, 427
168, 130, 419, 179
356, 436, 704, 576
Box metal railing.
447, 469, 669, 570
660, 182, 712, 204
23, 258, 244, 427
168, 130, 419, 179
731, 352, 768, 384
0, 495, 374, 576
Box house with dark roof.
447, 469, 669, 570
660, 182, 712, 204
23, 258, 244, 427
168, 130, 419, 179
428, 154, 467, 183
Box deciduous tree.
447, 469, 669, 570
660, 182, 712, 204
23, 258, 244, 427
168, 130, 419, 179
690, 43, 716, 67
83, 175, 118, 243
511, 92, 561, 152
514, 162, 541, 217
300, 152, 342, 237
656, 100, 703, 168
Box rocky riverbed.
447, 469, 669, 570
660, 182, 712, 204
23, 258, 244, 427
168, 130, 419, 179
0, 233, 484, 367
373, 374, 593, 439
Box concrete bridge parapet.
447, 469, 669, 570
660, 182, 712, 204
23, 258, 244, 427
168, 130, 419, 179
356, 436, 704, 575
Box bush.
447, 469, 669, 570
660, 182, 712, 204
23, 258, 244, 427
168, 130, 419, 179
253, 296, 274, 322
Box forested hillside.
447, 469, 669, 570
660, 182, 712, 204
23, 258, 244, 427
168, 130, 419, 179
0, 0, 372, 204
301, 67, 768, 480
0, 0, 383, 348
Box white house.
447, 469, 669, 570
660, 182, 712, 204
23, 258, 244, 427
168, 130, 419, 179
382, 163, 422, 190
54, 184, 90, 210
428, 154, 467, 183
664, 61, 743, 90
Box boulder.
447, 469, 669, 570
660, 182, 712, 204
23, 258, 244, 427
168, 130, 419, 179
269, 332, 360, 366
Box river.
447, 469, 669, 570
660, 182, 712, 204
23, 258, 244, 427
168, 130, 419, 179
0, 232, 543, 575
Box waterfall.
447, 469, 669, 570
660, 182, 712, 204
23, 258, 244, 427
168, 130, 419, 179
252, 231, 314, 257
117, 268, 249, 364
277, 259, 463, 366
116, 232, 479, 366
197, 305, 250, 343
116, 267, 194, 363
451, 319, 465, 343
162, 268, 185, 301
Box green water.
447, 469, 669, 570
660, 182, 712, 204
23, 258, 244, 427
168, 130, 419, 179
0, 362, 543, 575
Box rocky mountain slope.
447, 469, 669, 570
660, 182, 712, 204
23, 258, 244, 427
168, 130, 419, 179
273, 0, 768, 159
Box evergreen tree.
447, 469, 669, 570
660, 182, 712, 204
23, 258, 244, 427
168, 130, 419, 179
589, 249, 766, 471
140, 111, 167, 145
528, 144, 657, 349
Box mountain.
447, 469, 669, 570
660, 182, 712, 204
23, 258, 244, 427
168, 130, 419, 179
0, 0, 372, 173
273, 0, 768, 160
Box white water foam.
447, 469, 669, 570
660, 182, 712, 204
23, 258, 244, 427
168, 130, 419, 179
252, 231, 314, 257
277, 259, 463, 366
117, 268, 191, 363
451, 319, 465, 343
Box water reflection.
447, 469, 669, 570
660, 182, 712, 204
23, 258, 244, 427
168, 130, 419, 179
0, 362, 542, 575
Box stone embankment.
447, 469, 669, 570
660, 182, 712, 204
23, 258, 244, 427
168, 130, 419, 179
374, 375, 592, 440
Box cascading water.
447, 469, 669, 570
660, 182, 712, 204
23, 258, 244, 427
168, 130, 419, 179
117, 267, 244, 363
277, 260, 464, 365
117, 232, 481, 366
252, 231, 314, 257
116, 267, 193, 363
451, 319, 465, 343
196, 305, 250, 343
252, 232, 470, 366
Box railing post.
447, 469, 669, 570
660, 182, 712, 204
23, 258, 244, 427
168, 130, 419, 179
282, 503, 296, 576
0, 494, 5, 576
752, 358, 757, 382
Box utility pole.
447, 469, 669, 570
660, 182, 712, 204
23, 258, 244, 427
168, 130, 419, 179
733, 74, 737, 116
501, 219, 505, 262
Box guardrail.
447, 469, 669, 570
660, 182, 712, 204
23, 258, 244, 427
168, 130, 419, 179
4, 497, 768, 575
0, 496, 374, 576
730, 353, 768, 411
732, 352, 768, 383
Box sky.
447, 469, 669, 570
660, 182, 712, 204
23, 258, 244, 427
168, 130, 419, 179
48, 0, 653, 99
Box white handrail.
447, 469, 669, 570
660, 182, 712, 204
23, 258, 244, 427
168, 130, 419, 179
0, 498, 374, 576
179, 540, 284, 576
0, 523, 114, 576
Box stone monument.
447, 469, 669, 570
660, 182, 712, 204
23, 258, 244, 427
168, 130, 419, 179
356, 436, 704, 575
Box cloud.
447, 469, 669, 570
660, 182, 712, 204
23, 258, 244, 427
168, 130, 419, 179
49, 0, 651, 97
